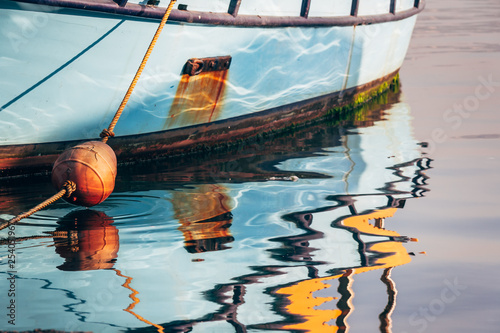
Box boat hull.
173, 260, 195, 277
0, 0, 423, 176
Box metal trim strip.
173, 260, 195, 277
390, 0, 396, 14
227, 0, 241, 17
300, 0, 311, 18
350, 0, 359, 17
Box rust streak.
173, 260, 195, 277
208, 71, 228, 122
165, 70, 228, 129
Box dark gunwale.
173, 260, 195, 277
8, 0, 425, 27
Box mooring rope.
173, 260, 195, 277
101, 0, 177, 143
2, 0, 177, 229
0, 181, 76, 231
0, 233, 70, 245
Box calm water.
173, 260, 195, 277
1, 0, 500, 332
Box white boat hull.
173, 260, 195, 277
0, 0, 423, 173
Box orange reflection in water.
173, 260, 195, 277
173, 184, 234, 253
52, 210, 118, 271
51, 210, 164, 331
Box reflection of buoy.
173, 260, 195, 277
51, 141, 117, 207
53, 209, 118, 271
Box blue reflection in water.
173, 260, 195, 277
0, 88, 431, 332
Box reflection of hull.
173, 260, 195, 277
0, 0, 423, 175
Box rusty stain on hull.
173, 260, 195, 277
165, 70, 228, 129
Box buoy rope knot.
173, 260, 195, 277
62, 180, 77, 198
100, 128, 115, 140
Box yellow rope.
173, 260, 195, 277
0, 181, 76, 231
101, 0, 177, 143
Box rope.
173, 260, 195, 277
0, 233, 71, 246
101, 0, 177, 143
0, 181, 76, 231
0, 235, 52, 245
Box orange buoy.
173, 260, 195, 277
51, 141, 117, 207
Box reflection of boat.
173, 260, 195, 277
0, 0, 424, 175
0, 91, 431, 332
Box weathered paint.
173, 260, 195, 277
165, 70, 229, 129
0, 3, 418, 148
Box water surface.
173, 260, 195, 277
1, 87, 431, 332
